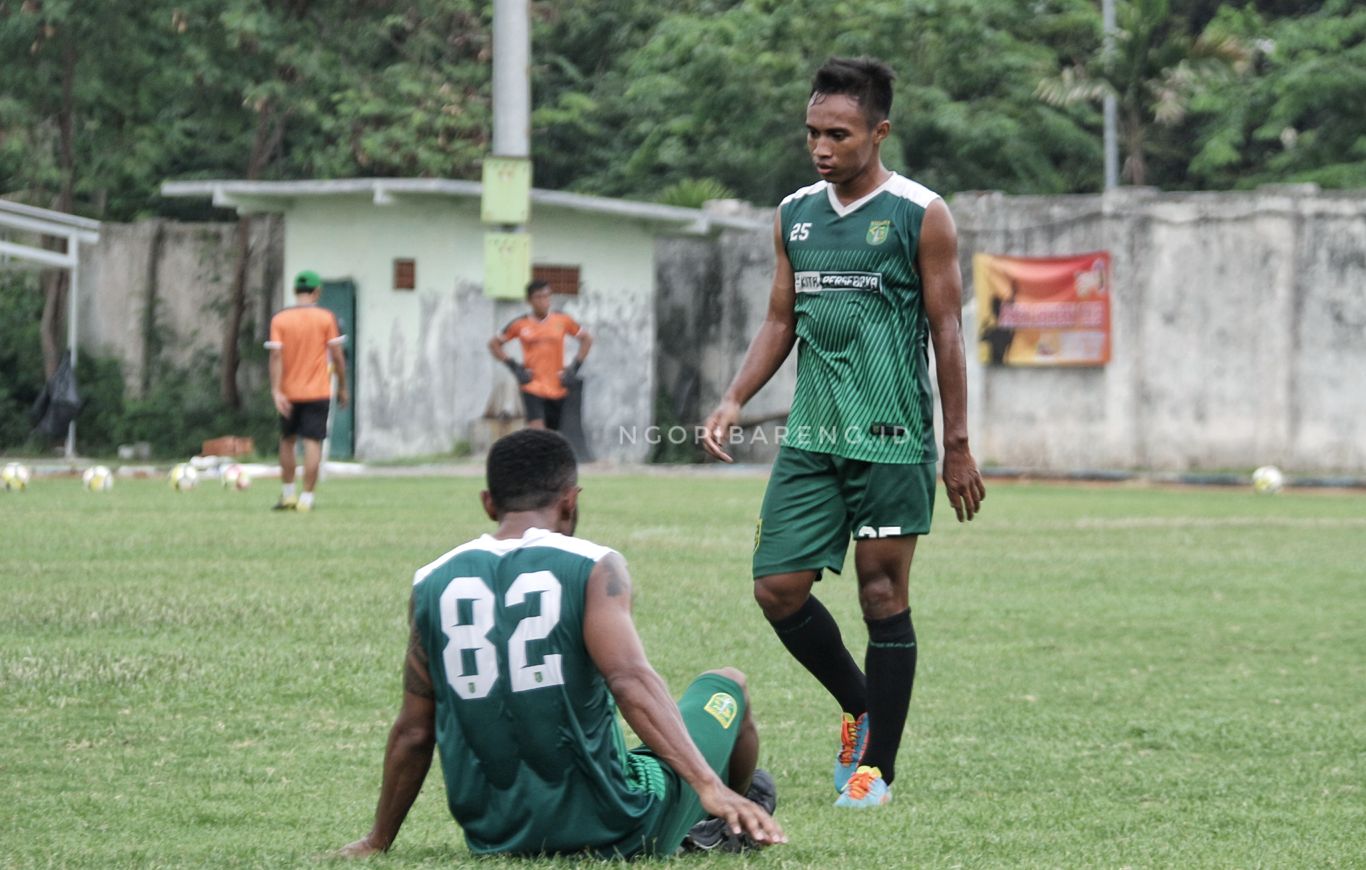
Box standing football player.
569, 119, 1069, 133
702, 56, 986, 808
267, 269, 348, 513
488, 279, 592, 432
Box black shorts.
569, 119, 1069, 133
521, 392, 564, 430
280, 399, 330, 441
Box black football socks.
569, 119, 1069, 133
859, 608, 917, 785
768, 595, 868, 717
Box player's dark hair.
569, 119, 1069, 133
486, 429, 577, 512
810, 56, 895, 125
526, 279, 551, 299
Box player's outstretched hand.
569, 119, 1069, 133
701, 400, 741, 463
942, 445, 986, 522
698, 782, 787, 848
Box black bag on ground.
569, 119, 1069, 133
30, 350, 82, 440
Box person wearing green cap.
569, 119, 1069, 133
265, 270, 348, 512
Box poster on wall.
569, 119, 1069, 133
973, 251, 1112, 366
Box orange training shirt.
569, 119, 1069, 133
267, 304, 344, 402
500, 312, 581, 400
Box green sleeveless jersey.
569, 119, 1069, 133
410, 528, 665, 857
779, 173, 940, 464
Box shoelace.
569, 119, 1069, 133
838, 716, 862, 764
846, 767, 880, 799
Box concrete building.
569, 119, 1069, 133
159, 179, 763, 462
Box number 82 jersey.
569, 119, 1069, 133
410, 527, 660, 856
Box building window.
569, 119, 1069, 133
393, 258, 416, 291
533, 263, 581, 296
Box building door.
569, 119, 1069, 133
319, 280, 356, 460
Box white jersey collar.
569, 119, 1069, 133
825, 172, 899, 218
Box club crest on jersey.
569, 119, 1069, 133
866, 220, 891, 246
704, 692, 738, 729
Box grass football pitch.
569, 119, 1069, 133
2, 472, 1363, 868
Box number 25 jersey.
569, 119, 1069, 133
779, 172, 941, 464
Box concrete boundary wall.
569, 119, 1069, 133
661, 187, 1366, 475
78, 217, 282, 398
78, 188, 1366, 474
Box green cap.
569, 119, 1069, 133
294, 270, 322, 291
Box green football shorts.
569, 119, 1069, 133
631, 672, 747, 856
752, 446, 937, 579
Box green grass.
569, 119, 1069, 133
2, 474, 1363, 868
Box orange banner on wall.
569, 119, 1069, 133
973, 251, 1112, 366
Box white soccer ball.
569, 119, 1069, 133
169, 463, 199, 492
82, 465, 114, 492
220, 463, 252, 491
2, 462, 31, 492
1251, 465, 1285, 495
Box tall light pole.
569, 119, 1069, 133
492, 0, 530, 159
480, 0, 534, 432
483, 0, 532, 302
1103, 0, 1119, 190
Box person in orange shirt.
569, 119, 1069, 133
266, 270, 349, 512
488, 280, 592, 431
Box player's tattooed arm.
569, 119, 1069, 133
402, 598, 435, 699
600, 552, 632, 599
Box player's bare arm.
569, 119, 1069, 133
583, 553, 786, 846
574, 329, 593, 363
701, 212, 799, 462
919, 199, 986, 522
329, 342, 350, 409
268, 348, 291, 417
487, 334, 510, 362
337, 607, 437, 858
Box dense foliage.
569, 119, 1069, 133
1, 0, 1359, 221
1, 0, 1359, 453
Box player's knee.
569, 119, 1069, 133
753, 577, 804, 620
857, 576, 903, 618
705, 666, 747, 691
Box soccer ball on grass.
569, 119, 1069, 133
82, 465, 114, 492
220, 463, 252, 491
2, 462, 31, 492
169, 463, 199, 492
1251, 465, 1284, 495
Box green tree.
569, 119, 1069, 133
534, 0, 1100, 205
316, 0, 491, 178
1036, 0, 1250, 186
0, 0, 192, 378
1185, 0, 1366, 189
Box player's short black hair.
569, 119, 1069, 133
486, 429, 577, 512
810, 56, 895, 126
526, 279, 551, 299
